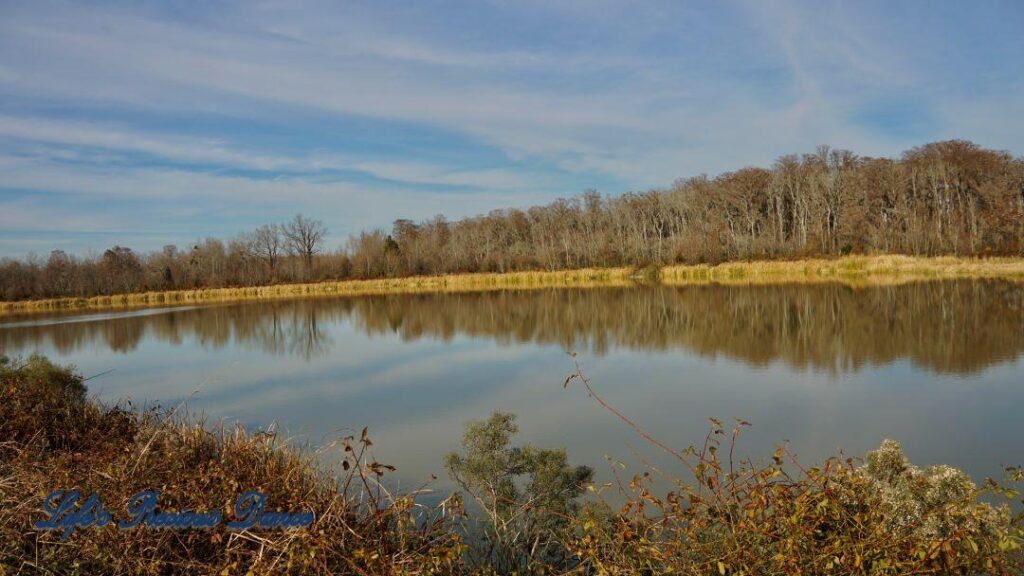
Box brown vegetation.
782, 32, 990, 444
562, 361, 1024, 575
1, 254, 1023, 317
0, 355, 463, 575
2, 356, 1022, 574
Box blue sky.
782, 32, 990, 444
1, 0, 1022, 257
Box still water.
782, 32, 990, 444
2, 280, 1023, 493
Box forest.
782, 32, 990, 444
2, 139, 1023, 301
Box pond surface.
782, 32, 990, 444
2, 280, 1023, 494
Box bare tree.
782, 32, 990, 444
100, 246, 143, 294
252, 224, 283, 278
282, 214, 326, 277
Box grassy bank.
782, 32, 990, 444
0, 355, 463, 575
0, 267, 634, 317
660, 254, 1024, 285
2, 355, 1022, 574
2, 255, 1024, 317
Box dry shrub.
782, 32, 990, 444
0, 355, 463, 575
2, 355, 1022, 575
563, 361, 1024, 575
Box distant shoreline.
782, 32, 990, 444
3, 254, 1023, 317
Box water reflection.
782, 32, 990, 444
4, 280, 1023, 375
2, 280, 1023, 498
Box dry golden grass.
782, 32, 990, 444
0, 268, 635, 316
3, 256, 1023, 317
0, 355, 464, 575
659, 254, 1024, 285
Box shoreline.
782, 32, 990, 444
3, 254, 1024, 317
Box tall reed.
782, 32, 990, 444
3, 255, 1024, 317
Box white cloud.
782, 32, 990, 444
0, 0, 1021, 255
0, 115, 294, 171
0, 153, 557, 255
0, 115, 550, 192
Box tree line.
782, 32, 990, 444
2, 140, 1023, 301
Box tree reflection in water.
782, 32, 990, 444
2, 280, 1022, 375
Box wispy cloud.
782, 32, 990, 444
1, 0, 1021, 256
0, 115, 543, 192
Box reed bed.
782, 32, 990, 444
3, 256, 1024, 317
0, 268, 635, 316
660, 254, 1024, 285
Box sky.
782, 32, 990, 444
1, 0, 1023, 258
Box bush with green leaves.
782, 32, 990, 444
445, 412, 593, 573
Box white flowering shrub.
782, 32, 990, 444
861, 439, 1012, 541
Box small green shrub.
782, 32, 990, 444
445, 412, 592, 573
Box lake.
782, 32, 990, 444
2, 280, 1023, 495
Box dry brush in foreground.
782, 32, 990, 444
1, 355, 1022, 575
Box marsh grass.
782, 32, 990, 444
0, 268, 635, 317
4, 255, 1024, 317
659, 254, 1024, 285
